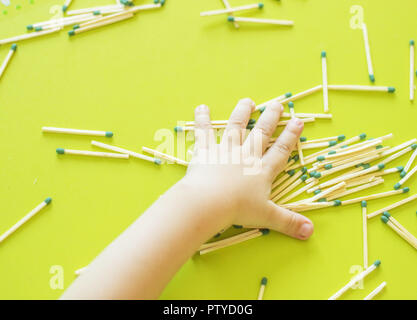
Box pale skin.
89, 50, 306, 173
61, 98, 313, 300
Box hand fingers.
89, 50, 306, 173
262, 117, 304, 178
263, 201, 314, 240
242, 101, 283, 158
221, 98, 255, 148
194, 104, 215, 150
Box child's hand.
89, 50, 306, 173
182, 98, 314, 240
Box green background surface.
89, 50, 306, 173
0, 0, 416, 299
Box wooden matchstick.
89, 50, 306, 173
402, 148, 417, 177
200, 3, 263, 17
91, 141, 161, 164
383, 212, 417, 246
301, 140, 338, 150
199, 229, 269, 255
38, 14, 103, 30
277, 117, 315, 126
328, 260, 381, 300
271, 169, 296, 190
362, 201, 368, 269
27, 13, 98, 30
301, 135, 345, 145
363, 281, 386, 300
279, 181, 317, 204
381, 214, 417, 250
0, 198, 52, 243
361, 23, 375, 82
221, 0, 239, 28
274, 174, 308, 203
279, 85, 322, 105
321, 51, 329, 113
410, 40, 415, 101
42, 126, 113, 137
367, 193, 417, 219
281, 112, 332, 119
199, 229, 260, 251
0, 44, 17, 80
68, 12, 134, 36
270, 169, 304, 199
56, 148, 129, 159
394, 164, 417, 190
66, 4, 125, 15
228, 16, 294, 26
62, 0, 73, 12
303, 181, 346, 203
380, 139, 416, 157
258, 277, 267, 300
327, 178, 384, 201
328, 85, 395, 92
0, 27, 61, 45
142, 147, 189, 166
255, 92, 292, 112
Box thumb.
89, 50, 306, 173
263, 200, 314, 240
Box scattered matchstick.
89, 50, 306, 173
62, 0, 73, 12
383, 211, 417, 243
401, 147, 417, 178
361, 23, 375, 82
328, 260, 381, 300
91, 141, 161, 164
27, 13, 98, 30
227, 16, 294, 26
321, 51, 329, 113
362, 201, 368, 268
199, 229, 260, 251
221, 0, 239, 28
0, 197, 52, 243
301, 135, 345, 145
200, 3, 263, 17
56, 148, 129, 159
255, 92, 291, 112
410, 40, 415, 101
271, 169, 305, 200
69, 12, 134, 36
0, 44, 17, 80
328, 85, 395, 93
142, 147, 189, 166
271, 169, 296, 190
363, 281, 386, 300
66, 4, 125, 16
258, 277, 267, 300
42, 127, 113, 137
394, 164, 417, 190
327, 178, 384, 201
279, 181, 317, 204
367, 193, 417, 219
274, 173, 308, 203
281, 112, 332, 119
0, 27, 62, 46
381, 213, 417, 250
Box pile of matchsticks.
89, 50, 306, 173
0, 1, 164, 45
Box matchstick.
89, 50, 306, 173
327, 178, 384, 201
279, 85, 322, 105
380, 139, 416, 157
221, 0, 239, 29
277, 117, 315, 126
75, 266, 88, 276
37, 14, 103, 31
363, 281, 386, 300
321, 51, 329, 113
270, 169, 304, 199
301, 140, 338, 150
289, 102, 305, 165
199, 229, 260, 251
91, 141, 161, 164
279, 181, 317, 204
328, 260, 381, 300
62, 0, 73, 12
228, 16, 294, 26
255, 92, 292, 112
381, 215, 417, 250
66, 4, 125, 16
0, 44, 17, 80
410, 40, 415, 101
0, 198, 52, 243
27, 13, 98, 30
281, 112, 332, 119
383, 212, 417, 245
42, 127, 113, 137
361, 23, 375, 82
142, 146, 189, 166
68, 13, 134, 36
200, 3, 263, 17
0, 27, 61, 45
301, 135, 345, 145
367, 193, 417, 219
303, 181, 346, 203
258, 277, 267, 300
271, 169, 296, 190
56, 148, 129, 159
394, 164, 417, 190
362, 201, 368, 269
401, 148, 417, 178
199, 229, 269, 255
328, 85, 395, 92
274, 174, 308, 203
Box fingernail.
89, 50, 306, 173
196, 104, 209, 112
299, 222, 313, 239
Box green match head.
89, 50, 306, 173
337, 135, 346, 141
328, 140, 337, 147
68, 30, 75, 36
35, 26, 42, 32
382, 211, 391, 218
301, 167, 308, 174
362, 163, 371, 169
288, 169, 295, 176
246, 124, 254, 130
261, 228, 270, 235
285, 92, 292, 98
233, 225, 243, 229
259, 106, 266, 113
321, 51, 326, 58
26, 24, 34, 30
359, 133, 367, 140
394, 182, 401, 190
11, 44, 17, 51
73, 24, 80, 30
261, 277, 268, 285
292, 155, 299, 162
300, 136, 307, 142
56, 148, 65, 154
153, 0, 160, 3
227, 16, 235, 22
154, 158, 162, 165
317, 155, 325, 161
258, 3, 264, 9
300, 174, 308, 181
314, 172, 322, 178
324, 164, 332, 170
412, 143, 417, 150
373, 260, 381, 267
376, 145, 383, 149
105, 131, 113, 138
44, 197, 52, 205
387, 87, 395, 93
328, 150, 336, 155
318, 198, 327, 202
214, 233, 221, 238
160, 0, 166, 6
62, 5, 68, 12
93, 10, 101, 15
341, 145, 349, 149
314, 189, 321, 195
309, 171, 316, 178
174, 126, 183, 133
381, 216, 389, 224
248, 118, 256, 125
377, 163, 385, 170
361, 200, 367, 208
400, 170, 407, 178
333, 200, 342, 206
410, 40, 415, 46
396, 166, 404, 172
288, 101, 294, 109
403, 187, 410, 193
369, 74, 375, 82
